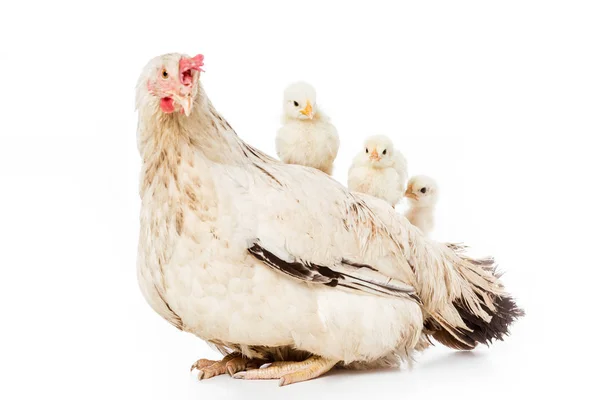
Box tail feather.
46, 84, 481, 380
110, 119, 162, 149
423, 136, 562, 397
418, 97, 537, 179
420, 243, 524, 350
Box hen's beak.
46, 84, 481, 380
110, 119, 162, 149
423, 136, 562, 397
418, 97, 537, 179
300, 101, 314, 119
175, 94, 193, 117
369, 150, 381, 162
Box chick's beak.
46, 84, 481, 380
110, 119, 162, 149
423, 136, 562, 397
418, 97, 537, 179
369, 150, 381, 162
300, 100, 314, 119
405, 191, 418, 200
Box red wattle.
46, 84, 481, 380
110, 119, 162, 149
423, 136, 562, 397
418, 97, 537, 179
160, 97, 175, 113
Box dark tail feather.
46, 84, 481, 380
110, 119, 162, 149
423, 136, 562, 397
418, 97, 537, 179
431, 292, 524, 350
425, 247, 525, 350
456, 292, 524, 346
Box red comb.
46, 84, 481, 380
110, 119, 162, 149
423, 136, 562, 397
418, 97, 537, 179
180, 54, 204, 71
179, 54, 204, 72
179, 54, 204, 85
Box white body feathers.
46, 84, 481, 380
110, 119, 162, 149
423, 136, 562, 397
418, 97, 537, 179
137, 132, 423, 363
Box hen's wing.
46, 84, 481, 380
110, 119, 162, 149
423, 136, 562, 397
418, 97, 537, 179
247, 239, 418, 301
223, 156, 419, 302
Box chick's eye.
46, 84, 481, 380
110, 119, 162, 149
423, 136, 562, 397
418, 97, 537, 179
382, 149, 387, 155
293, 101, 299, 107
365, 148, 369, 153
161, 69, 169, 79
420, 187, 427, 193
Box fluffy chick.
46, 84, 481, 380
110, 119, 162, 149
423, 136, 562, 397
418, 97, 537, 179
404, 175, 439, 236
348, 135, 408, 207
276, 82, 339, 175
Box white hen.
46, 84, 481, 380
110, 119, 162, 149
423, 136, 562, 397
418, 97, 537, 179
275, 82, 339, 175
348, 135, 408, 207
136, 53, 522, 386
405, 175, 439, 236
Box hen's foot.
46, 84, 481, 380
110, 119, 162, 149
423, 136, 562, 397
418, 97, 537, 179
232, 355, 337, 386
190, 353, 262, 380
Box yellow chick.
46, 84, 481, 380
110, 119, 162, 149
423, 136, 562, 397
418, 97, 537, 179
404, 175, 439, 236
348, 135, 408, 207
276, 82, 339, 175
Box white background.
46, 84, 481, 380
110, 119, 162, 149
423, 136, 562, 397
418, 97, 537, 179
1, 1, 598, 399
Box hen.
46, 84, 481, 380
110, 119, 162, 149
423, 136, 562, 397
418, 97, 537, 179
136, 53, 523, 386
275, 82, 339, 175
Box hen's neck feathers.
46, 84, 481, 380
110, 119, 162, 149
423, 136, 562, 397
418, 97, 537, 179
137, 83, 275, 171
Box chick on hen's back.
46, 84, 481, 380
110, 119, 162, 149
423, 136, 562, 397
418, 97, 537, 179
404, 175, 439, 236
348, 135, 408, 207
275, 82, 339, 175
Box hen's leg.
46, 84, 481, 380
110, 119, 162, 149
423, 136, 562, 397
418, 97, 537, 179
190, 353, 262, 380
232, 355, 337, 386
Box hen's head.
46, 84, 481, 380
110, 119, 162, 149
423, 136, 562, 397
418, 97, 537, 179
136, 53, 204, 117
283, 82, 317, 120
359, 135, 396, 168
405, 175, 439, 207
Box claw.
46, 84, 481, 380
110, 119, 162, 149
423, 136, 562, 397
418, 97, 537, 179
190, 359, 217, 372
232, 371, 246, 379
226, 365, 236, 376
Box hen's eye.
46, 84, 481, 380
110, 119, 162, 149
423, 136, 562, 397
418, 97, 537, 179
420, 187, 427, 193
293, 101, 299, 107
161, 69, 169, 79
365, 148, 369, 153
382, 149, 387, 155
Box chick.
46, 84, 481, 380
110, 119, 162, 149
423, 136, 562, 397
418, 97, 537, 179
348, 135, 408, 207
404, 175, 439, 236
276, 82, 339, 175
